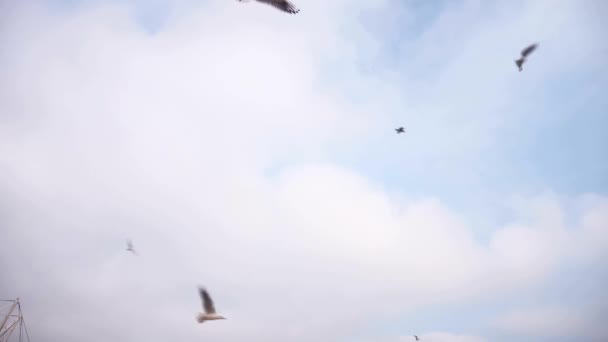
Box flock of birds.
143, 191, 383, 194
118, 1, 541, 339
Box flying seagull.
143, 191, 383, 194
126, 239, 137, 255
395, 127, 405, 134
414, 335, 420, 341
196, 287, 227, 324
515, 43, 538, 72
237, 0, 300, 14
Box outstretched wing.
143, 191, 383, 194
199, 287, 216, 314
257, 0, 300, 14
521, 43, 538, 57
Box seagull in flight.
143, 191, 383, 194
126, 239, 137, 255
414, 335, 420, 341
515, 43, 539, 72
236, 0, 300, 14
395, 127, 406, 134
196, 287, 227, 324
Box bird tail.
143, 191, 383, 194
196, 313, 206, 323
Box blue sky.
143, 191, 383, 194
1, 0, 607, 341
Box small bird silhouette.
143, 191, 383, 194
126, 239, 137, 255
414, 335, 420, 341
515, 43, 538, 72
395, 127, 406, 134
236, 0, 300, 14
196, 287, 227, 324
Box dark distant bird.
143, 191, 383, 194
395, 127, 405, 134
237, 0, 300, 14
196, 287, 227, 324
515, 43, 539, 72
414, 335, 420, 341
126, 239, 137, 255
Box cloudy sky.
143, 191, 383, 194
1, 0, 607, 341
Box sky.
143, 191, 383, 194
0, 0, 607, 341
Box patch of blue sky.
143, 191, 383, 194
321, 43, 607, 222
355, 0, 448, 71
494, 66, 608, 189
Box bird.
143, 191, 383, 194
126, 239, 137, 255
414, 335, 420, 341
196, 287, 227, 323
236, 0, 300, 14
395, 127, 405, 134
514, 43, 538, 72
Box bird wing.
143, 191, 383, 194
126, 239, 133, 249
521, 43, 538, 57
199, 287, 216, 314
256, 0, 300, 14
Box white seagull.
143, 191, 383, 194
237, 0, 300, 14
196, 287, 227, 323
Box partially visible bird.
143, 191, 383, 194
414, 335, 420, 341
196, 287, 227, 324
515, 43, 539, 72
237, 0, 300, 14
126, 239, 137, 255
395, 127, 406, 134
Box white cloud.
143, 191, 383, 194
495, 306, 608, 340
1, 1, 607, 341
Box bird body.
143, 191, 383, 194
515, 58, 525, 71
196, 313, 226, 323
196, 287, 226, 324
237, 0, 300, 14
414, 335, 420, 341
395, 127, 405, 134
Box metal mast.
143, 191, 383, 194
0, 299, 30, 342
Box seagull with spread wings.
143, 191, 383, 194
237, 0, 300, 14
515, 43, 539, 72
196, 287, 227, 324
395, 127, 406, 134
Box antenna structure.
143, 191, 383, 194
0, 299, 30, 342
